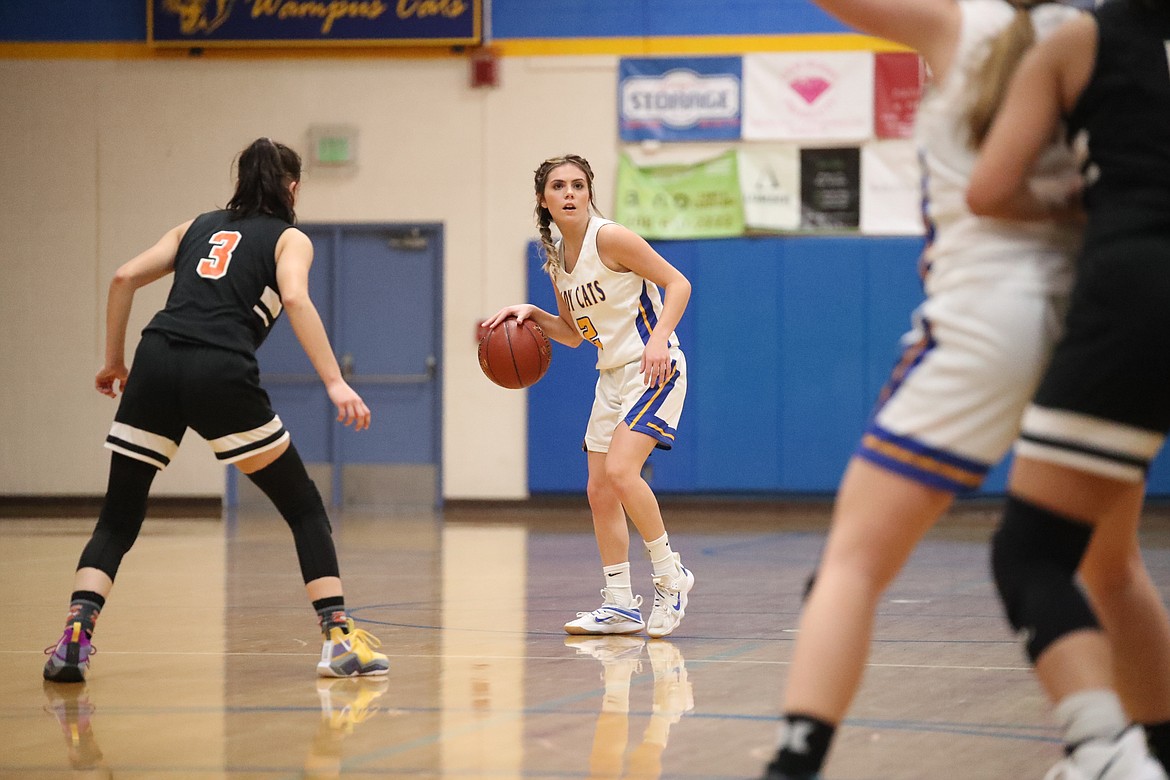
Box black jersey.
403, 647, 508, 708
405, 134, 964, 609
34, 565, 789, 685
145, 210, 293, 356
1068, 0, 1170, 240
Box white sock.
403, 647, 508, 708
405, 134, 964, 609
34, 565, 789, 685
603, 562, 634, 606
1055, 689, 1128, 746
645, 533, 678, 578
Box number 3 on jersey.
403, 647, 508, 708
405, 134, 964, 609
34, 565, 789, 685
197, 231, 242, 279
576, 316, 604, 348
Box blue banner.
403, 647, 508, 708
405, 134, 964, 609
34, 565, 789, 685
618, 57, 743, 142
148, 0, 480, 47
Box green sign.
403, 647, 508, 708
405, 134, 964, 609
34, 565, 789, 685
614, 151, 745, 239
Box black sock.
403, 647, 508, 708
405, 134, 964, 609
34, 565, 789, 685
770, 713, 836, 775
313, 596, 348, 635
1145, 721, 1170, 773
67, 591, 106, 636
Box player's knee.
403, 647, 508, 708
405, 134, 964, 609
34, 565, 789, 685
246, 444, 330, 532
991, 495, 1098, 661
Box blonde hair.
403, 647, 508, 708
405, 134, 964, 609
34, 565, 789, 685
533, 154, 599, 275
966, 1, 1043, 148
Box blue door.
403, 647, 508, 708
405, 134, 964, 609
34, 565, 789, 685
228, 223, 443, 508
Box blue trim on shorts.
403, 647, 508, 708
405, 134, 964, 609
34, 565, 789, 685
873, 315, 936, 416
856, 423, 990, 494
624, 362, 680, 450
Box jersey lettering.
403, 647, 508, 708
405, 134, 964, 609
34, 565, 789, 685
196, 231, 242, 280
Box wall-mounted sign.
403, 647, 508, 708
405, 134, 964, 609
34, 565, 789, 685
148, 0, 480, 47
618, 57, 742, 142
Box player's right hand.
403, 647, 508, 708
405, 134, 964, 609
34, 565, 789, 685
482, 304, 537, 329
327, 380, 371, 431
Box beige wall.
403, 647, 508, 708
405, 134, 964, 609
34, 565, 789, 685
0, 54, 620, 499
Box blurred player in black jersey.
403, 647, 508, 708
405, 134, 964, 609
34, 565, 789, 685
969, 1, 1170, 776
43, 138, 389, 683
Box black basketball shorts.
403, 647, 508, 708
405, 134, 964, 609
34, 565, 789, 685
1016, 236, 1170, 482
104, 331, 290, 470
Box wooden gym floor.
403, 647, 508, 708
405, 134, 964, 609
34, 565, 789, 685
3, 500, 1169, 779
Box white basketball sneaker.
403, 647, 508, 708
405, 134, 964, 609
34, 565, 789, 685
647, 553, 694, 638
564, 589, 645, 635
1044, 726, 1168, 780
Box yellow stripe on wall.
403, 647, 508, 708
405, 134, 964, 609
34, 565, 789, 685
0, 33, 908, 60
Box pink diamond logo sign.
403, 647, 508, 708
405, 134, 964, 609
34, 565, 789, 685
789, 76, 831, 104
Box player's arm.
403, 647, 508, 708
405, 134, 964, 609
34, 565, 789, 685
597, 223, 691, 386
480, 276, 584, 348
967, 15, 1096, 222
97, 220, 189, 398
810, 0, 959, 77
275, 228, 370, 431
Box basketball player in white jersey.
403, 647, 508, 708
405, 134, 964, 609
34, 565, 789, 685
758, 1, 1170, 778
482, 154, 694, 639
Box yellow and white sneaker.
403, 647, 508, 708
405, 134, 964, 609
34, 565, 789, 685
317, 619, 389, 678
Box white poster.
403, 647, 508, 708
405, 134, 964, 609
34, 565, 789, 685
860, 140, 924, 236
737, 147, 800, 231
743, 52, 874, 142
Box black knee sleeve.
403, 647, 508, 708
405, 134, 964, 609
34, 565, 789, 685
77, 453, 158, 580
991, 495, 1100, 662
246, 443, 339, 583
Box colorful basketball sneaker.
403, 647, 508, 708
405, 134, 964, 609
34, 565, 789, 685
647, 554, 694, 638
564, 589, 645, 635
317, 619, 390, 678
43, 622, 95, 683
1044, 726, 1168, 780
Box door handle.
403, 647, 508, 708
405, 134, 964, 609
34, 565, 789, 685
264, 356, 436, 385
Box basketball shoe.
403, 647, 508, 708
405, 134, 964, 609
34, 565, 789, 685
564, 589, 646, 635
1044, 726, 1168, 780
43, 681, 106, 770
317, 619, 390, 678
43, 622, 95, 683
647, 554, 694, 638
759, 761, 822, 780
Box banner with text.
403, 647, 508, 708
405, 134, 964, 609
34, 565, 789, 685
800, 147, 861, 229
148, 0, 481, 46
737, 147, 801, 232
615, 152, 745, 239
874, 52, 926, 139
619, 57, 743, 142
742, 52, 874, 142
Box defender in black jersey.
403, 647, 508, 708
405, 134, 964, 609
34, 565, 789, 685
969, 2, 1170, 777
43, 138, 389, 683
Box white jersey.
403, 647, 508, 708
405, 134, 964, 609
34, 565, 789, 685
915, 0, 1081, 296
553, 217, 679, 371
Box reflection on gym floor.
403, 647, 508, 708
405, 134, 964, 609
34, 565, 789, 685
5, 504, 1170, 778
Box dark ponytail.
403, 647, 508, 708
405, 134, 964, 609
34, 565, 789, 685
226, 137, 302, 224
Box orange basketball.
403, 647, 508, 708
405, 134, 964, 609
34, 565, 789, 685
478, 317, 552, 389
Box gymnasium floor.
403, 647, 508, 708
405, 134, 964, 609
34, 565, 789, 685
3, 501, 1169, 779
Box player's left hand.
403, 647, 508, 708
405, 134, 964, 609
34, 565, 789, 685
96, 363, 129, 398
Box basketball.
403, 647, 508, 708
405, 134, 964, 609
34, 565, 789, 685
478, 317, 552, 389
